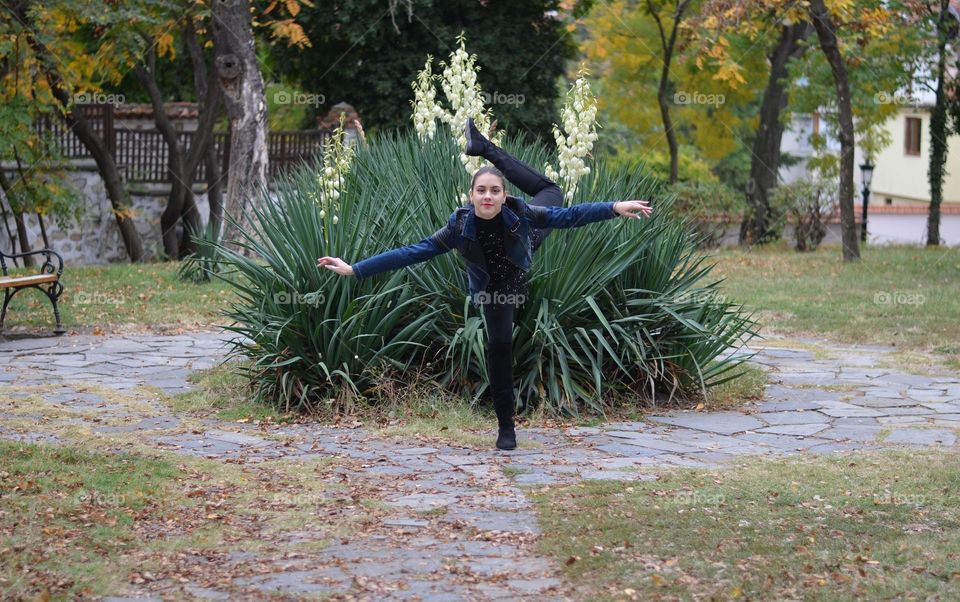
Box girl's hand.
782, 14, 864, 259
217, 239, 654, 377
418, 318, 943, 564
316, 256, 354, 276
613, 200, 653, 219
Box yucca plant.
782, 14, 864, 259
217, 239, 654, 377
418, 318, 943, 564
177, 219, 224, 283
203, 127, 756, 416
198, 155, 447, 414
465, 136, 755, 414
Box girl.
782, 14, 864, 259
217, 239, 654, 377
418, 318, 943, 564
317, 119, 652, 450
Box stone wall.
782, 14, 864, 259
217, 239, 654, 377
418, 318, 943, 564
1, 161, 210, 266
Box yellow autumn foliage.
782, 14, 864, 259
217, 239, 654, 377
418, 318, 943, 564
582, 0, 765, 162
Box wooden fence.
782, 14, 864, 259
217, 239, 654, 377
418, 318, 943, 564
35, 103, 330, 184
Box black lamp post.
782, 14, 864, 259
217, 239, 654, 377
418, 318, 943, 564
860, 159, 875, 243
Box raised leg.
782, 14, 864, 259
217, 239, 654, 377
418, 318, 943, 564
466, 120, 563, 249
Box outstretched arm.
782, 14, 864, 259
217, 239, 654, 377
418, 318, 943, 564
527, 199, 652, 229
317, 216, 456, 279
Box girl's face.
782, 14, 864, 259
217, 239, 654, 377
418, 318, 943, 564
469, 173, 507, 220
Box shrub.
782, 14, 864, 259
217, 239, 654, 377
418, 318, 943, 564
178, 220, 224, 283
664, 180, 745, 249
203, 129, 757, 417
611, 144, 719, 185
772, 178, 837, 252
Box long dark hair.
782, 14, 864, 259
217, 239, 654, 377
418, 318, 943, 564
469, 165, 507, 194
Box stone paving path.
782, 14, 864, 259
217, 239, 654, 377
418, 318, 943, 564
1, 330, 959, 600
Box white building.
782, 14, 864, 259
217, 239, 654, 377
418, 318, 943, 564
780, 87, 960, 245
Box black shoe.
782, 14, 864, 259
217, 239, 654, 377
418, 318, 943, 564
496, 424, 517, 450
464, 117, 487, 157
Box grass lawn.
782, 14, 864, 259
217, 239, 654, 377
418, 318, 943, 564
18, 244, 956, 432
3, 244, 955, 348
530, 448, 960, 601
0, 439, 346, 599
706, 243, 960, 354
0, 262, 236, 333
0, 440, 182, 598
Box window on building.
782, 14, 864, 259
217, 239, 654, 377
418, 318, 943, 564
905, 117, 921, 156
793, 115, 813, 152
885, 197, 893, 205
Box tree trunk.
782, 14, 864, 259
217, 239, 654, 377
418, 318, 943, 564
657, 85, 679, 184
927, 0, 950, 247
211, 0, 269, 250
0, 167, 34, 266
205, 140, 225, 240
55, 97, 144, 261
134, 61, 188, 260
37, 212, 49, 248
0, 180, 21, 259
182, 18, 223, 255
12, 212, 33, 266
740, 22, 812, 245
809, 0, 860, 261
647, 0, 691, 184
132, 65, 210, 262
15, 1, 144, 262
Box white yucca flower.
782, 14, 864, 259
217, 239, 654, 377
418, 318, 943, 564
438, 34, 493, 175
545, 67, 599, 204
408, 34, 507, 199
411, 56, 445, 140
313, 114, 354, 224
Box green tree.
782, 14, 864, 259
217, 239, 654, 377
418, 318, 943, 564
0, 94, 82, 263
689, 0, 919, 260
695, 3, 815, 244
264, 0, 587, 139
914, 0, 960, 246
800, 0, 916, 260
4, 0, 166, 261
581, 0, 767, 185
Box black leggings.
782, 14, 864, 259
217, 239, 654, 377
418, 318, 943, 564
478, 144, 562, 414
483, 301, 516, 411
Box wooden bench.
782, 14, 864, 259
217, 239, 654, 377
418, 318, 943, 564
0, 248, 66, 335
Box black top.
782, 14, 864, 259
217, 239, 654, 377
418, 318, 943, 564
474, 213, 528, 298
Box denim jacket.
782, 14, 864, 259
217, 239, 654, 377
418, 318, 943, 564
352, 195, 619, 305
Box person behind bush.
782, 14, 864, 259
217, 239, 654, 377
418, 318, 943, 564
317, 118, 652, 450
